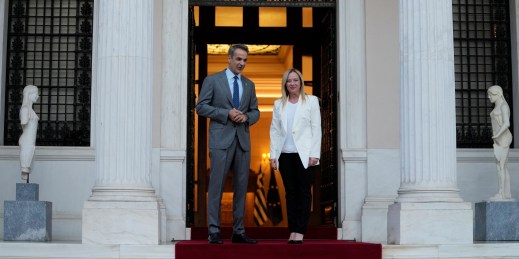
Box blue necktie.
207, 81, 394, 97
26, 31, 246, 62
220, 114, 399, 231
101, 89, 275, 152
233, 76, 240, 108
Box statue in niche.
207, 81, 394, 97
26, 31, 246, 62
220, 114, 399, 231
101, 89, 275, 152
19, 85, 39, 182
487, 85, 514, 201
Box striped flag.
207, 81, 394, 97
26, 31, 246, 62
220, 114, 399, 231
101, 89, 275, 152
253, 164, 268, 226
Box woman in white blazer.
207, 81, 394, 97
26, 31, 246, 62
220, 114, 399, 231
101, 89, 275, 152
269, 68, 321, 244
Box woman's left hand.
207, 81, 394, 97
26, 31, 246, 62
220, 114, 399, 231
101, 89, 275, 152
309, 157, 319, 167
270, 159, 278, 170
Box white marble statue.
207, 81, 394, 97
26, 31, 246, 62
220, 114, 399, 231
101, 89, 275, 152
487, 85, 514, 201
19, 85, 39, 181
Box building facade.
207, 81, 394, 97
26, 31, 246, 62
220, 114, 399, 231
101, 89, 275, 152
1, 0, 519, 257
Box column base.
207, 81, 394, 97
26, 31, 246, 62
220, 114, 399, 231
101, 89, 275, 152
361, 196, 395, 243
82, 200, 160, 245
387, 202, 473, 245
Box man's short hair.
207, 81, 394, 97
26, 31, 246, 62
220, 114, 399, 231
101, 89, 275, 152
228, 44, 249, 57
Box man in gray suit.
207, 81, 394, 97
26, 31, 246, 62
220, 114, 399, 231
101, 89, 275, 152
196, 44, 260, 244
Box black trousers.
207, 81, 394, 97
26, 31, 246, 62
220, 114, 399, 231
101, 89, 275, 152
278, 153, 314, 234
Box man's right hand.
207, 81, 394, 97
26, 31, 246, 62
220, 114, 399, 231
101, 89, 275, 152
229, 108, 247, 123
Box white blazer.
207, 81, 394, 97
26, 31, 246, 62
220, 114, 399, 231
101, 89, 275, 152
269, 95, 321, 169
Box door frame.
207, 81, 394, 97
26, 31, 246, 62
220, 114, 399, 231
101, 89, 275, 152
186, 1, 338, 229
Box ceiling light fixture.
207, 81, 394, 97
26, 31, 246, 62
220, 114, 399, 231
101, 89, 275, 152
207, 44, 281, 55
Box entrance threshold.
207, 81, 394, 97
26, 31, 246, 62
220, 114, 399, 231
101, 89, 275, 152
189, 227, 337, 240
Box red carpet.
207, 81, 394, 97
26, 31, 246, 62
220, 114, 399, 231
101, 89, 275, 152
175, 240, 382, 259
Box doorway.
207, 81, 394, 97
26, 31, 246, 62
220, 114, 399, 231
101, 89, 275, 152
186, 1, 338, 231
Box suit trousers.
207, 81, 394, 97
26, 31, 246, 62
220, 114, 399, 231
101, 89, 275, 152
278, 153, 314, 234
207, 135, 250, 235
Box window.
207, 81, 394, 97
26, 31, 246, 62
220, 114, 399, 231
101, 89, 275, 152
215, 6, 243, 27
4, 0, 93, 146
259, 7, 287, 27
453, 0, 512, 148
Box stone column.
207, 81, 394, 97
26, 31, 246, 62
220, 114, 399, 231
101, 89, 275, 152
338, 0, 368, 241
387, 0, 473, 245
159, 0, 189, 241
82, 0, 160, 245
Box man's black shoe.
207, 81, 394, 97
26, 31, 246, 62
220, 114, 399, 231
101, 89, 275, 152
208, 233, 223, 244
231, 233, 257, 244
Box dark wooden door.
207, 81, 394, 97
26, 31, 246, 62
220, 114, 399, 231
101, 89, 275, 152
312, 7, 337, 226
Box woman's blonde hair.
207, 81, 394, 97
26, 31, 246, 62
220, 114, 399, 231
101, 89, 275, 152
281, 68, 306, 107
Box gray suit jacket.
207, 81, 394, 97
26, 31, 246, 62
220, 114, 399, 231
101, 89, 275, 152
196, 69, 260, 151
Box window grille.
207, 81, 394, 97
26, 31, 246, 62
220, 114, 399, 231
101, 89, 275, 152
453, 0, 513, 148
4, 0, 93, 146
